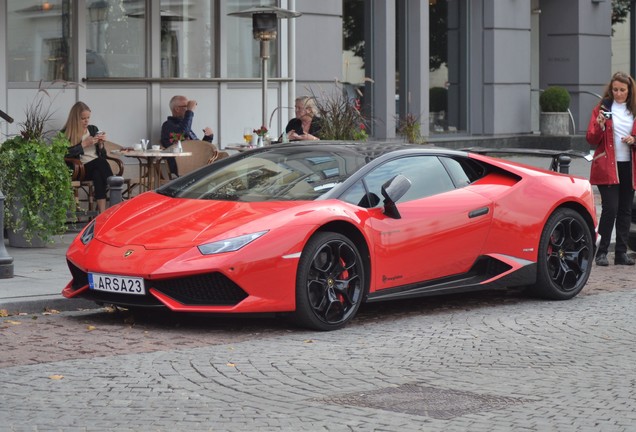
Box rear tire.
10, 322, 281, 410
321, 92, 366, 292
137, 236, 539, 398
529, 208, 593, 300
293, 232, 365, 331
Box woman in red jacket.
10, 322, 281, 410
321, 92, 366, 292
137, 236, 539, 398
586, 71, 636, 266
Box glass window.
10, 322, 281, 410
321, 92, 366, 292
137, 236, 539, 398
441, 156, 488, 187
429, 0, 467, 134
86, 0, 145, 78
343, 0, 365, 84
340, 180, 380, 208
342, 0, 368, 124
160, 148, 367, 202
361, 156, 456, 206
7, 0, 74, 82
226, 0, 278, 78
158, 1, 214, 78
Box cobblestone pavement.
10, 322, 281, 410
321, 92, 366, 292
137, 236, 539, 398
1, 259, 635, 431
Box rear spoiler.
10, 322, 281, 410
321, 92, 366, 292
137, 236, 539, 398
461, 146, 592, 174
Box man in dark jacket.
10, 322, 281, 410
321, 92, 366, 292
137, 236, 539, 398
160, 95, 214, 178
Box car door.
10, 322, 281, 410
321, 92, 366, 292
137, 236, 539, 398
342, 155, 494, 290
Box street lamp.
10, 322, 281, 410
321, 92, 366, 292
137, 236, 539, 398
228, 6, 301, 128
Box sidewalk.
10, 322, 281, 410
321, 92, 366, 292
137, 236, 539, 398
0, 154, 608, 315
0, 231, 97, 314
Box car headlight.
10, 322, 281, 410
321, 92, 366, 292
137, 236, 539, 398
198, 230, 268, 255
80, 220, 96, 245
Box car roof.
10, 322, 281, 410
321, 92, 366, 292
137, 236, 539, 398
266, 141, 469, 161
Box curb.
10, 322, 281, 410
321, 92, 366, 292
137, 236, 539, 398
0, 296, 100, 315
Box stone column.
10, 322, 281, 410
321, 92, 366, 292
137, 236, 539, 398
366, 0, 396, 139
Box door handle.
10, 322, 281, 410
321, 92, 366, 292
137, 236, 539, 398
468, 207, 489, 218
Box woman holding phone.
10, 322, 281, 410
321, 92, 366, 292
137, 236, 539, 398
62, 101, 113, 214
586, 71, 636, 266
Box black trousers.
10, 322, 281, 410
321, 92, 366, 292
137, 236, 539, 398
84, 157, 114, 200
596, 161, 634, 254
166, 157, 179, 177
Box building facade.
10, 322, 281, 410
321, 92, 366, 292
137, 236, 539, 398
0, 0, 623, 149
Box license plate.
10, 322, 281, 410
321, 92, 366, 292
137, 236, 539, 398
88, 273, 146, 295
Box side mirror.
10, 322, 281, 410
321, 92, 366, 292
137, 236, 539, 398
381, 174, 411, 219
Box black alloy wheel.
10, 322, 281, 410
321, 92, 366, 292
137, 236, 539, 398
293, 232, 365, 331
530, 208, 593, 300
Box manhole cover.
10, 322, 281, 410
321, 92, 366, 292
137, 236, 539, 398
320, 383, 532, 420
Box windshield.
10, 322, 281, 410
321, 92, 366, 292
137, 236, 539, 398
158, 147, 368, 202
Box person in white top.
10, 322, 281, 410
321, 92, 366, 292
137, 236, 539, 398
586, 71, 636, 266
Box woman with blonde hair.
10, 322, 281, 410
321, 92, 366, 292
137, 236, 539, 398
63, 101, 113, 213
284, 96, 321, 141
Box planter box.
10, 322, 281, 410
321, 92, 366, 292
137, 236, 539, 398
7, 228, 47, 248
540, 112, 570, 136
7, 199, 48, 248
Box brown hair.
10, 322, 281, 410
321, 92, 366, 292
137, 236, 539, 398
63, 101, 91, 146
601, 71, 636, 114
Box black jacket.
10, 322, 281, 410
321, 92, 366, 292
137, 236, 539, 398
64, 125, 105, 159
160, 110, 213, 148
284, 117, 321, 138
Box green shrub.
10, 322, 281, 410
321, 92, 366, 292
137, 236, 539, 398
0, 133, 75, 244
0, 81, 77, 244
429, 87, 448, 112
540, 86, 570, 112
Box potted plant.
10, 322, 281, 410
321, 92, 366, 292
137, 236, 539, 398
312, 81, 369, 141
539, 86, 571, 136
397, 113, 424, 144
0, 85, 75, 247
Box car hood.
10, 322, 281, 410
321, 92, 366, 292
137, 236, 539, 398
95, 192, 309, 250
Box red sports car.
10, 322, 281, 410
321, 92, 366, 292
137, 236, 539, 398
63, 142, 597, 331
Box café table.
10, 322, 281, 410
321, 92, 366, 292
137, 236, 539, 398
111, 148, 193, 191
224, 140, 281, 152
224, 143, 255, 152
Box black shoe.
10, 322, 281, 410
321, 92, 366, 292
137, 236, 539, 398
595, 252, 609, 266
614, 252, 635, 266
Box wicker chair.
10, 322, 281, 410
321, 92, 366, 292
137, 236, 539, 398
167, 140, 221, 177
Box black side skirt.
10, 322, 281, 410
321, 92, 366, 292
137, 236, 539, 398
365, 256, 537, 303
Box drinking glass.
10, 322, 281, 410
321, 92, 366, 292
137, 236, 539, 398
243, 128, 252, 144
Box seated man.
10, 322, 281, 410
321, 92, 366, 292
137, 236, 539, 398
160, 95, 214, 178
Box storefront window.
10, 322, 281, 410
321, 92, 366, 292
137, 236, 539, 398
85, 1, 214, 79
226, 0, 278, 78
86, 0, 145, 78
158, 1, 214, 78
429, 0, 467, 134
7, 0, 74, 82
429, 0, 449, 133
342, 0, 366, 98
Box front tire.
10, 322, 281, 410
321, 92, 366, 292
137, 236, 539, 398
293, 232, 365, 331
529, 208, 593, 300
